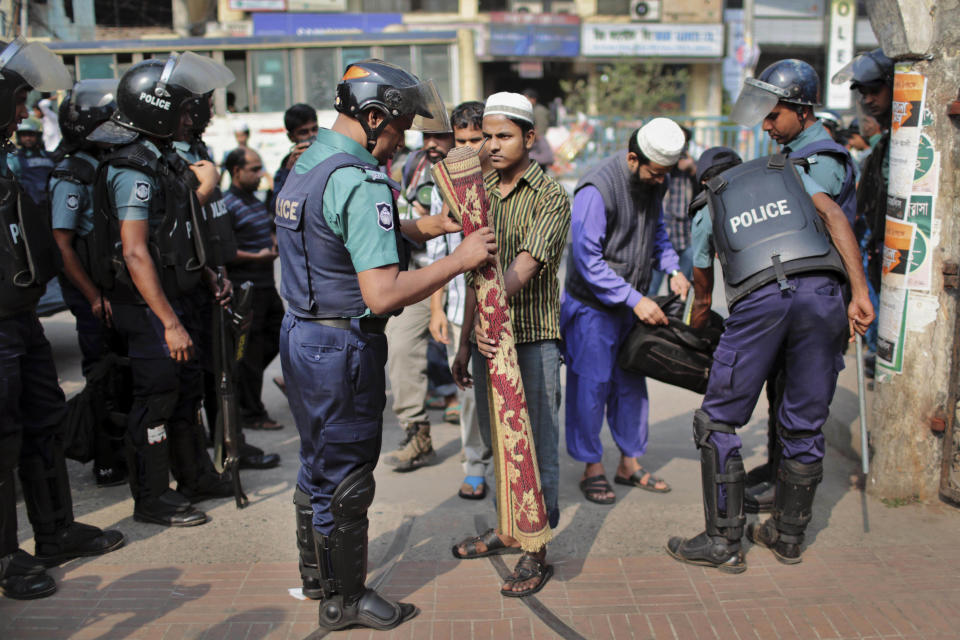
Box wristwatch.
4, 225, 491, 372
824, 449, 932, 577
669, 269, 681, 278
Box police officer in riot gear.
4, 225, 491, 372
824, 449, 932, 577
174, 91, 279, 470
50, 78, 129, 487
9, 118, 55, 207
666, 152, 874, 572
277, 59, 496, 630
86, 53, 236, 527
729, 59, 859, 513
0, 37, 125, 601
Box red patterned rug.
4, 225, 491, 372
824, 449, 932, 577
433, 147, 552, 552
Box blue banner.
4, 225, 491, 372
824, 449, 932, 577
488, 23, 580, 57
253, 13, 403, 36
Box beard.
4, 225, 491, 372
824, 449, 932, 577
629, 169, 657, 201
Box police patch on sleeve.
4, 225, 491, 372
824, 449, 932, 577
65, 193, 80, 211
134, 181, 151, 203
376, 202, 394, 231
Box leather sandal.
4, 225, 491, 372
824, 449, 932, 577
500, 552, 553, 598
579, 474, 616, 504
615, 467, 671, 493
451, 528, 520, 559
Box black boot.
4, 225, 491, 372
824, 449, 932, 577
747, 458, 823, 564
239, 434, 280, 470
169, 419, 233, 503
128, 425, 207, 527
1, 446, 56, 600
315, 465, 418, 631
294, 487, 324, 600
17, 444, 125, 567
666, 410, 746, 574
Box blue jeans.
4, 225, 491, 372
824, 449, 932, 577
472, 339, 561, 528
647, 245, 694, 297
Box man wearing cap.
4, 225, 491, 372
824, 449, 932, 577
451, 92, 570, 598
560, 119, 690, 505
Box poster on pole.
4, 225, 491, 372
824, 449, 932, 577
877, 63, 928, 376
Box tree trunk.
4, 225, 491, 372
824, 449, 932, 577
866, 0, 960, 501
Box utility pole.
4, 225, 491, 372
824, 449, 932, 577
863, 0, 960, 503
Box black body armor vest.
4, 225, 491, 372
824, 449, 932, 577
706, 154, 846, 307
91, 141, 206, 303
190, 138, 237, 267
0, 173, 61, 316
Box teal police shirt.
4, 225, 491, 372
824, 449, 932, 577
691, 169, 827, 269
291, 128, 399, 275
172, 140, 200, 164
788, 121, 849, 197
105, 139, 160, 226
50, 151, 98, 236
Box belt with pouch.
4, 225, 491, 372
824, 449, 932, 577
307, 317, 388, 334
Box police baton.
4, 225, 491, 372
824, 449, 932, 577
855, 334, 869, 475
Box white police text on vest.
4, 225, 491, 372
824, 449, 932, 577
139, 92, 171, 111
276, 197, 300, 222
208, 197, 228, 219
8, 222, 21, 245
729, 199, 792, 234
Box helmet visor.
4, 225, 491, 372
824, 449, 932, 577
0, 37, 72, 92
86, 117, 139, 145
408, 80, 451, 133
731, 79, 781, 127
161, 51, 234, 96
832, 52, 885, 87
72, 78, 119, 110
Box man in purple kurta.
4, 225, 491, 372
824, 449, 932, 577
561, 119, 690, 505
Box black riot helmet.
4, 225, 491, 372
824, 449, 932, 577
732, 59, 820, 127
87, 52, 233, 145
59, 79, 119, 149
334, 59, 450, 150
0, 37, 72, 131
831, 48, 894, 91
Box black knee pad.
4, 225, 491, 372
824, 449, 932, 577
322, 464, 376, 601
331, 464, 376, 523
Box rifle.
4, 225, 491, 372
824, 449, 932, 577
213, 274, 255, 508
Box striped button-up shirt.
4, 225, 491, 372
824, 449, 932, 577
478, 161, 571, 344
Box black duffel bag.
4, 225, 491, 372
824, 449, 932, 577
617, 294, 725, 394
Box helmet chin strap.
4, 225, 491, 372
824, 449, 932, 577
358, 107, 393, 152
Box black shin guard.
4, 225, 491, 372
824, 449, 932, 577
667, 410, 745, 573
17, 443, 74, 538
0, 467, 18, 559
315, 464, 416, 631
128, 424, 174, 503
293, 487, 323, 600
751, 458, 823, 562
695, 410, 745, 544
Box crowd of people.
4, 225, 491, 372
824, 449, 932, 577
0, 34, 887, 635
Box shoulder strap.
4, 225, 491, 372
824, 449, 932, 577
51, 155, 96, 185
790, 139, 856, 177
688, 190, 709, 218
102, 141, 160, 178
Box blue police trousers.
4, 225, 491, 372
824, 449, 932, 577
700, 274, 848, 473
280, 312, 387, 535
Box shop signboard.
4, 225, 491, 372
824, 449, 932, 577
231, 0, 285, 10
487, 12, 580, 57
253, 12, 402, 35
581, 23, 723, 58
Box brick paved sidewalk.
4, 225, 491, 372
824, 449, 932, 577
5, 543, 959, 639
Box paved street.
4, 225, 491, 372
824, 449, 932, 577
5, 309, 960, 639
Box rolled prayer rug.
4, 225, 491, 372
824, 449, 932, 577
433, 147, 552, 552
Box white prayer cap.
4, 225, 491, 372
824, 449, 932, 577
233, 121, 250, 133
636, 118, 686, 166
483, 92, 534, 125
